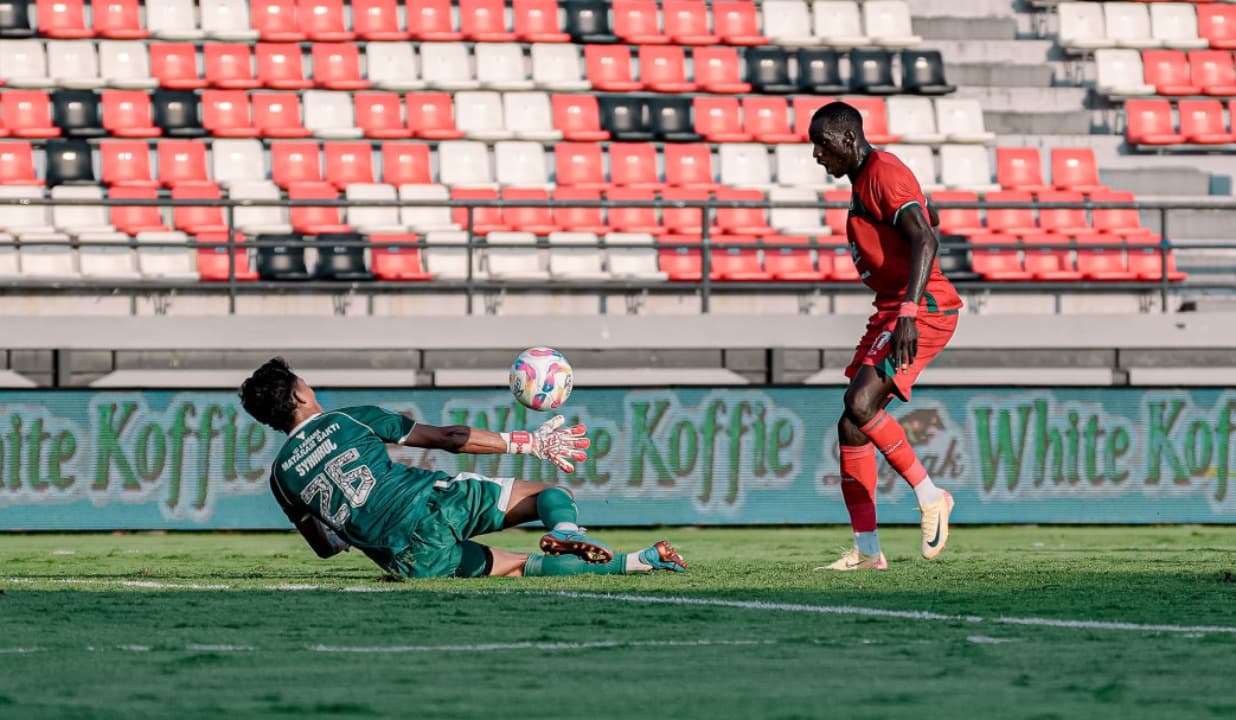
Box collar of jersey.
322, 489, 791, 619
287, 412, 323, 438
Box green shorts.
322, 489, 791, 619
398, 473, 515, 579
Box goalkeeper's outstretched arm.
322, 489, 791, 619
401, 416, 591, 473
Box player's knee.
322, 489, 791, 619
837, 416, 868, 447
843, 386, 880, 427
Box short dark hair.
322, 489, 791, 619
810, 101, 865, 137
239, 357, 299, 432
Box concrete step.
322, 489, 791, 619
914, 16, 1017, 41
919, 39, 1053, 65
986, 110, 1092, 135
946, 62, 1056, 87
912, 0, 1018, 18
1102, 168, 1214, 199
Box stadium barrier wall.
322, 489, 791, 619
1, 386, 1233, 530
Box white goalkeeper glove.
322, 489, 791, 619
501, 415, 591, 473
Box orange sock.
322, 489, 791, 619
840, 443, 878, 533
859, 410, 929, 488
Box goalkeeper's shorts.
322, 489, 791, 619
393, 473, 515, 579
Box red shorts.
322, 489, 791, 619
845, 309, 959, 401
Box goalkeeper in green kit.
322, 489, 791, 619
239, 358, 686, 579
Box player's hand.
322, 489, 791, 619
530, 415, 591, 473
889, 317, 919, 374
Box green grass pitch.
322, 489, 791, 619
2, 526, 1236, 720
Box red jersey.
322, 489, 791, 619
845, 150, 963, 313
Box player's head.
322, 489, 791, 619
239, 357, 319, 433
808, 101, 867, 178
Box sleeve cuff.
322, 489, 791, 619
892, 200, 921, 226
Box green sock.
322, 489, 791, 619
524, 553, 629, 576
536, 487, 579, 530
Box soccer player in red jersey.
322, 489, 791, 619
808, 101, 960, 570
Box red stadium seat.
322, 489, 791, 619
693, 97, 752, 142
502, 187, 558, 234
324, 141, 375, 188
352, 0, 408, 40
584, 45, 643, 91
551, 95, 610, 141
1189, 50, 1236, 95
743, 97, 797, 143
847, 98, 899, 145
355, 92, 412, 139
664, 143, 718, 189
1036, 190, 1090, 236
552, 186, 609, 234
201, 90, 260, 137
1, 91, 61, 138
764, 234, 829, 281
407, 0, 463, 41
156, 140, 211, 188
995, 147, 1050, 193
984, 190, 1044, 237
172, 183, 229, 234
693, 47, 751, 94
450, 187, 508, 234
609, 143, 662, 189
606, 187, 663, 234
461, 0, 516, 41
639, 45, 696, 92
824, 189, 850, 235
1089, 189, 1153, 239
930, 190, 983, 236
514, 0, 571, 42
663, 0, 718, 45
272, 141, 323, 188
369, 234, 432, 280
101, 90, 160, 138
37, 0, 93, 38
1125, 235, 1187, 281
711, 234, 771, 281
969, 233, 1031, 281
311, 43, 370, 90
658, 235, 702, 281
661, 187, 708, 234
1197, 5, 1236, 50
289, 181, 350, 234
382, 142, 432, 185
792, 96, 835, 141
555, 143, 608, 190
204, 43, 261, 89
613, 0, 669, 44
109, 185, 169, 234
151, 44, 207, 90
713, 1, 766, 45
406, 92, 465, 140
1142, 50, 1200, 96
0, 142, 41, 184
100, 140, 156, 187
196, 232, 260, 282
826, 239, 860, 281
298, 0, 354, 41
256, 43, 312, 89
1124, 99, 1185, 146
1178, 99, 1236, 143
1050, 148, 1106, 194
1022, 233, 1082, 281
251, 0, 306, 41
714, 187, 773, 235
94, 0, 149, 38
1075, 233, 1138, 281
252, 92, 312, 137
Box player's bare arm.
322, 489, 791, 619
890, 206, 940, 373
401, 417, 591, 473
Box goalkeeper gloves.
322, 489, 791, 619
501, 415, 590, 473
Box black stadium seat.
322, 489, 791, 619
745, 46, 795, 94
849, 49, 899, 95
901, 50, 957, 95
937, 234, 978, 281
153, 90, 206, 138
797, 48, 848, 95
564, 0, 617, 43
0, 0, 35, 37
313, 233, 373, 281
648, 96, 701, 142
44, 139, 96, 187
256, 234, 312, 280
51, 89, 106, 138
598, 95, 654, 141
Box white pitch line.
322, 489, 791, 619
546, 592, 1236, 636
1, 578, 232, 590
186, 644, 253, 652
0, 648, 39, 654
310, 639, 774, 654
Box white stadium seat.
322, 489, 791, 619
761, 1, 818, 47
147, 0, 206, 40
99, 41, 159, 90
423, 230, 480, 279
19, 238, 78, 279
211, 139, 266, 187
437, 141, 495, 187
51, 186, 127, 240
475, 43, 535, 91
940, 145, 1000, 193
548, 232, 608, 280
230, 181, 293, 235
0, 40, 51, 88
495, 141, 552, 188
934, 98, 996, 144
366, 43, 426, 91
1058, 2, 1111, 53
485, 231, 547, 280
0, 238, 19, 279
48, 41, 105, 90
1105, 2, 1162, 50
768, 186, 831, 236
136, 231, 197, 280
454, 91, 515, 141
887, 97, 946, 144
345, 183, 408, 234
399, 184, 461, 233
201, 0, 261, 41
1150, 4, 1208, 50
862, 1, 922, 49
605, 232, 666, 280
504, 92, 563, 142
1094, 49, 1155, 96
0, 185, 61, 238
530, 44, 590, 91
883, 144, 942, 192
719, 144, 775, 189
811, 1, 867, 49
303, 91, 364, 139
775, 144, 832, 190
420, 43, 481, 91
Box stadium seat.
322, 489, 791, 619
1094, 49, 1155, 96
1050, 148, 1106, 194
201, 0, 261, 41
768, 233, 832, 281
663, 0, 717, 45
438, 140, 495, 187
350, 0, 406, 40
850, 49, 899, 95
660, 187, 707, 234
694, 97, 752, 143
46, 39, 104, 89
648, 96, 701, 142
51, 184, 125, 237
251, 0, 305, 41
0, 40, 50, 88
420, 230, 478, 280
606, 231, 664, 279
99, 41, 158, 89
408, 0, 463, 41
369, 234, 432, 281
664, 144, 718, 191
934, 98, 994, 144
255, 232, 313, 280
901, 50, 956, 95
100, 140, 155, 187
0, 142, 40, 185
809, 1, 865, 48
775, 143, 831, 190
848, 98, 899, 144
407, 92, 465, 140
1150, 4, 1208, 51
1190, 50, 1236, 95
746, 46, 795, 94
1075, 232, 1137, 281
1090, 189, 1152, 239
95, 0, 147, 38
929, 190, 983, 236
344, 183, 406, 234
984, 190, 1043, 238
744, 97, 798, 144
1058, 3, 1110, 54
612, 0, 668, 44
762, 0, 815, 47
694, 47, 751, 94
531, 43, 590, 91
172, 182, 229, 234
514, 0, 570, 43
595, 96, 650, 141
1143, 49, 1200, 95
485, 230, 548, 280
150, 43, 207, 90
44, 138, 95, 186
547, 231, 607, 280
136, 229, 197, 281
823, 189, 850, 235
204, 43, 260, 89
1125, 235, 1186, 282
640, 45, 695, 93
1197, 5, 1236, 50
147, 0, 204, 40
970, 233, 1031, 281
454, 91, 513, 141
383, 142, 432, 186
714, 1, 765, 45
152, 90, 206, 137
713, 187, 772, 235
552, 94, 609, 141
398, 183, 459, 233
495, 140, 552, 188
656, 233, 703, 281
768, 186, 829, 237
553, 186, 608, 233
1036, 190, 1091, 237
564, 0, 617, 43
555, 143, 607, 190
299, 0, 354, 41
303, 90, 363, 139
451, 186, 508, 234
252, 92, 311, 137
606, 187, 662, 234
353, 92, 411, 139
420, 42, 480, 91
272, 140, 323, 188
312, 43, 370, 90
609, 143, 662, 190
1105, 2, 1161, 50
110, 185, 170, 234
585, 45, 641, 91
940, 145, 999, 193
51, 89, 104, 137
101, 89, 160, 137
0, 0, 34, 38
718, 143, 774, 189
503, 187, 558, 234
797, 48, 848, 95
36, 0, 91, 38
995, 147, 1050, 193
0, 184, 54, 237
366, 43, 423, 91
461, 0, 515, 41
792, 96, 834, 142
476, 43, 535, 92
1178, 99, 1236, 144
157, 139, 211, 188
201, 89, 258, 137
887, 97, 945, 145
210, 138, 265, 187
255, 43, 311, 89
289, 181, 350, 235
324, 141, 375, 187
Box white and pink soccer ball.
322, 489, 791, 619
509, 347, 574, 411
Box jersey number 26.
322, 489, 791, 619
299, 447, 376, 529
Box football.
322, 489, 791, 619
509, 347, 574, 411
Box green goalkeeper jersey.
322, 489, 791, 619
269, 406, 449, 571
